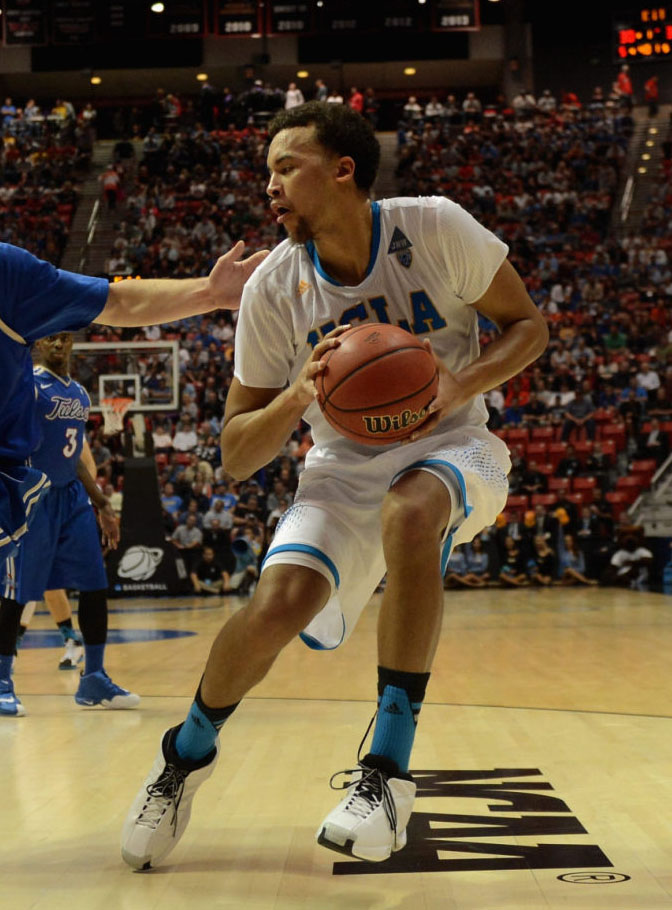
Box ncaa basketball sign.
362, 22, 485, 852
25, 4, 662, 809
118, 546, 164, 582
105, 456, 185, 596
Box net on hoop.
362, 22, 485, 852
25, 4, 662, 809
101, 397, 133, 436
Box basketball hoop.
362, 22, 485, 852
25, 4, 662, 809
101, 397, 133, 436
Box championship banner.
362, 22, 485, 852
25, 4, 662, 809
431, 0, 479, 31
147, 0, 206, 38
266, 1, 313, 36
3, 0, 48, 46
51, 0, 96, 45
215, 0, 261, 36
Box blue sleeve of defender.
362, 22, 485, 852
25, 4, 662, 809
0, 243, 109, 344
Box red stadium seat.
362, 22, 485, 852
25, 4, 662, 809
537, 462, 554, 475
530, 426, 556, 442
605, 491, 629, 519
616, 475, 645, 492
548, 476, 571, 492
572, 476, 597, 492
507, 428, 530, 445
630, 459, 657, 479
574, 441, 593, 463
547, 442, 566, 470
599, 423, 626, 450
598, 439, 616, 463
526, 441, 548, 461
571, 476, 598, 503
506, 494, 529, 511
593, 408, 614, 423
531, 493, 558, 507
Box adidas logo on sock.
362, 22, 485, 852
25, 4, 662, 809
383, 702, 404, 715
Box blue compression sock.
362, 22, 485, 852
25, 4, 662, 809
175, 684, 239, 762
369, 667, 430, 773
84, 644, 104, 676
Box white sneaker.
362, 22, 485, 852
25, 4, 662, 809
317, 753, 416, 862
59, 638, 84, 670
121, 726, 219, 870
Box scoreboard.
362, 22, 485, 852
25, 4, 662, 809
614, 6, 672, 61
1, 0, 479, 44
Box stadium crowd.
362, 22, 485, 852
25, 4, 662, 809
3, 80, 670, 592
0, 95, 96, 264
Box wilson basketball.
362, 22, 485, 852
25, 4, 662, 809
316, 324, 439, 445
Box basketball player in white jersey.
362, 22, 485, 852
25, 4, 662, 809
122, 102, 549, 869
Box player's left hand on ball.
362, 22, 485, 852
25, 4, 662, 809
297, 324, 351, 405
208, 241, 270, 311
98, 503, 120, 550
406, 339, 469, 442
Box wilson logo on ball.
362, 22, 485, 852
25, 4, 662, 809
316, 323, 439, 445
362, 405, 431, 435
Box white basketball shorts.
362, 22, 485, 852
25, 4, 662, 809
262, 424, 510, 650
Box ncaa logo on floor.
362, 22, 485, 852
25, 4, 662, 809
333, 768, 615, 876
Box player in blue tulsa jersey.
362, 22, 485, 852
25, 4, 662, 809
1, 333, 138, 715
121, 103, 549, 871
0, 240, 267, 717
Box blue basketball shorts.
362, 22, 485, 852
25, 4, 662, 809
0, 463, 51, 560
262, 424, 511, 649
2, 479, 107, 603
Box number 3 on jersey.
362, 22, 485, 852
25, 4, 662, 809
63, 427, 78, 457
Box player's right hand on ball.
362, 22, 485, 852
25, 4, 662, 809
293, 324, 351, 407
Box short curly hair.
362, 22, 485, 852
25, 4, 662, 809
268, 101, 380, 193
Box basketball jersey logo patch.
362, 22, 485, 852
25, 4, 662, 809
396, 250, 413, 268
387, 226, 412, 254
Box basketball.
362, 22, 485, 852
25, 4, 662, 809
316, 324, 439, 445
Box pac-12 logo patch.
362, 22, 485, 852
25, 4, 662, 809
118, 546, 164, 581
396, 250, 413, 268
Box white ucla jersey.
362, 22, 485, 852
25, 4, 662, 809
234, 195, 509, 450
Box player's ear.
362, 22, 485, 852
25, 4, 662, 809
335, 156, 356, 183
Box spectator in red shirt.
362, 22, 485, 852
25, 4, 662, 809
644, 74, 659, 117
616, 65, 633, 110
347, 87, 363, 114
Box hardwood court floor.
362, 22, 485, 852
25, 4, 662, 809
3, 586, 672, 910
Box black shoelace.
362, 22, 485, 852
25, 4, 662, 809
141, 764, 188, 834
329, 763, 399, 836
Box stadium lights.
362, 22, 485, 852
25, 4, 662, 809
150, 2, 165, 13
404, 67, 416, 75
90, 76, 102, 85
196, 73, 208, 81
297, 70, 309, 78
638, 166, 647, 174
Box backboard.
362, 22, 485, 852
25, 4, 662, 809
71, 341, 180, 413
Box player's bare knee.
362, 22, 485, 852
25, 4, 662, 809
382, 487, 449, 547
244, 566, 329, 641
